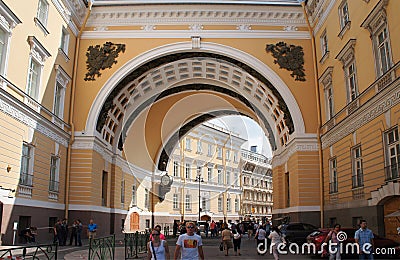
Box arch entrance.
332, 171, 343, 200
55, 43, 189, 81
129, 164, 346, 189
71, 43, 320, 233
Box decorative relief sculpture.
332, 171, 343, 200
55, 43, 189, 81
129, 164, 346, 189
84, 42, 126, 81
266, 41, 306, 81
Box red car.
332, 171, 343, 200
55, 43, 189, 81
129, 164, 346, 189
306, 227, 400, 258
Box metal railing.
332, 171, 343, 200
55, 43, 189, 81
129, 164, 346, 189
19, 173, 33, 187
0, 243, 58, 259
88, 235, 115, 260
48, 180, 59, 192
124, 231, 149, 259
385, 163, 400, 181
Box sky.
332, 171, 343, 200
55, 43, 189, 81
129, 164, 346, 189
209, 115, 272, 158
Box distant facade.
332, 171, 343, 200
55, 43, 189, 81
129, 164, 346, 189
241, 149, 273, 222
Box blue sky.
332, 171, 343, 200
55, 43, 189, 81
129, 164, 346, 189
209, 115, 272, 158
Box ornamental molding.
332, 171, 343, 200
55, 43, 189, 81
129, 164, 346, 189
52, 0, 71, 24
0, 90, 69, 147
321, 78, 400, 149
86, 5, 305, 27
61, 0, 87, 26
319, 66, 333, 88
72, 135, 113, 163
361, 0, 389, 35
335, 39, 356, 67
0, 1, 22, 31
272, 134, 319, 167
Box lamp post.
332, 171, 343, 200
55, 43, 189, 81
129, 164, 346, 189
195, 170, 204, 221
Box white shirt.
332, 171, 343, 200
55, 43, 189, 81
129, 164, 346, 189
150, 240, 166, 260
176, 233, 203, 260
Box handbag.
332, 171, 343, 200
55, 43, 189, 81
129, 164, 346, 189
219, 242, 224, 251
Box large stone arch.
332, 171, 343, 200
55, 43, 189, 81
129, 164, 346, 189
84, 42, 307, 172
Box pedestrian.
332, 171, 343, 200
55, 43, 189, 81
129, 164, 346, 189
324, 224, 342, 260
173, 220, 179, 238
247, 222, 254, 239
232, 227, 243, 256
77, 219, 83, 246
150, 225, 166, 240
204, 221, 209, 238
255, 225, 267, 255
221, 225, 233, 256
88, 219, 98, 239
355, 220, 374, 260
210, 220, 216, 238
69, 220, 78, 246
268, 226, 284, 260
174, 221, 204, 260
147, 228, 170, 260
53, 219, 63, 245
61, 218, 68, 246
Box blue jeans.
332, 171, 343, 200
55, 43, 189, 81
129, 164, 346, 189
359, 253, 373, 260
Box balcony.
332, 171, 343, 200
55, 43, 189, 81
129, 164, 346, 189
385, 163, 399, 181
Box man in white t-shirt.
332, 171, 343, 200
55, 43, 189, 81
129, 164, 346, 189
174, 221, 204, 260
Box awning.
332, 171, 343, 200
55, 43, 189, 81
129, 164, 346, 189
385, 210, 400, 217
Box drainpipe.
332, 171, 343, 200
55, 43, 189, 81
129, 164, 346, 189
298, 0, 324, 227
65, 1, 93, 219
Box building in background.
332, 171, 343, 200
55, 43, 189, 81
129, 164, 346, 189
241, 148, 273, 223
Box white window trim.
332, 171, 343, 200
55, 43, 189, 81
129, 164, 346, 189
20, 142, 35, 187
53, 65, 70, 121
329, 157, 338, 194
0, 1, 21, 77
49, 154, 60, 192
351, 145, 364, 188
35, 0, 50, 36
361, 0, 392, 78
185, 194, 191, 210
338, 0, 351, 39
319, 67, 334, 120
319, 29, 329, 63
59, 27, 70, 62
173, 193, 179, 209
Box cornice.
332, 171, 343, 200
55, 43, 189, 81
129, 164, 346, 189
0, 88, 70, 147
272, 134, 319, 167
321, 78, 400, 149
86, 5, 306, 27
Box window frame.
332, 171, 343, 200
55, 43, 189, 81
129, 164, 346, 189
20, 142, 34, 187
35, 0, 50, 35
49, 155, 60, 192
173, 193, 179, 209
329, 157, 338, 194
384, 127, 399, 181
351, 145, 364, 188
185, 194, 191, 210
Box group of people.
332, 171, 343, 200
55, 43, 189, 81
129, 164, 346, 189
221, 223, 243, 256
148, 222, 204, 260
53, 218, 97, 246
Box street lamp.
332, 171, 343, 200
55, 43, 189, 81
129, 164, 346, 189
195, 169, 204, 221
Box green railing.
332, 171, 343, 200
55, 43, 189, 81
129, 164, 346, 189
124, 231, 149, 259
0, 243, 58, 259
88, 234, 115, 260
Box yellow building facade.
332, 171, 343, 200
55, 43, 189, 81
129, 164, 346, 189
0, 0, 398, 245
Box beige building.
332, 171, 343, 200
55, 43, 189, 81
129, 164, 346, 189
0, 0, 398, 245
241, 148, 273, 222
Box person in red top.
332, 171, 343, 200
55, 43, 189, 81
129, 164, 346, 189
150, 225, 166, 240
210, 221, 216, 238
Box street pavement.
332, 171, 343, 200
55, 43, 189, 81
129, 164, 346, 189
63, 234, 314, 260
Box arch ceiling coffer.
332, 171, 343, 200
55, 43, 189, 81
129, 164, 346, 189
96, 53, 294, 154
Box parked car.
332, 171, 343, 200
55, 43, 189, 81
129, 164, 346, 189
197, 221, 207, 233
306, 227, 400, 258
280, 222, 318, 244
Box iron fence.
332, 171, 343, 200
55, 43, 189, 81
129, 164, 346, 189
88, 234, 115, 260
0, 243, 57, 259
124, 231, 149, 259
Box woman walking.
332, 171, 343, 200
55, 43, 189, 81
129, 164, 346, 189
221, 226, 233, 256
147, 229, 170, 260
232, 228, 243, 256
268, 226, 284, 260
324, 224, 342, 260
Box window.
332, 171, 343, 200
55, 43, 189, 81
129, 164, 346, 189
233, 152, 238, 162
60, 27, 69, 57
352, 145, 364, 188
185, 194, 191, 210
235, 198, 239, 212
0, 3, 21, 75
202, 197, 207, 211
217, 147, 222, 159
339, 1, 350, 29
49, 156, 59, 192
217, 169, 222, 184
20, 143, 33, 186
27, 59, 41, 99
347, 62, 358, 102
226, 198, 231, 212
185, 163, 191, 179
218, 196, 222, 211
320, 30, 329, 58
207, 144, 213, 157
207, 167, 212, 182
234, 172, 238, 186
225, 150, 230, 161
35, 0, 49, 34
173, 194, 179, 209
131, 185, 137, 207
385, 127, 399, 180
101, 171, 108, 206
326, 85, 334, 119
329, 158, 338, 193
145, 189, 149, 209
53, 66, 70, 120
361, 0, 392, 78
173, 161, 179, 177
120, 180, 125, 203
285, 172, 290, 207
185, 138, 191, 151
197, 140, 202, 153
226, 171, 231, 185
